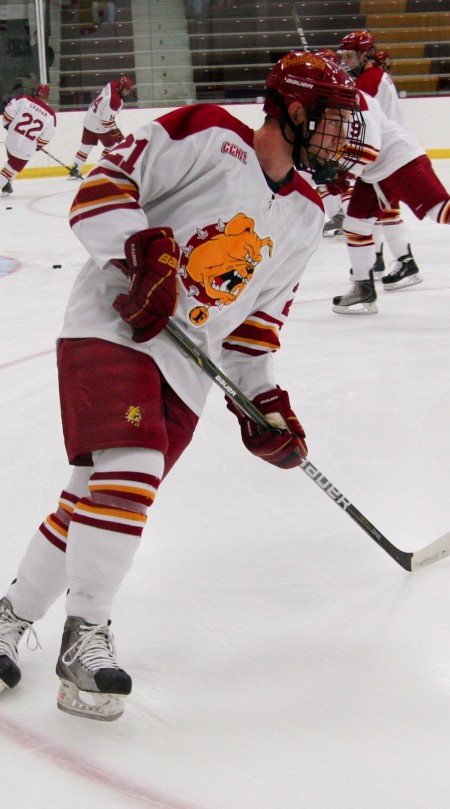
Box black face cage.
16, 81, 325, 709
305, 104, 366, 185
266, 87, 366, 185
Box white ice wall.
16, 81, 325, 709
1, 96, 449, 174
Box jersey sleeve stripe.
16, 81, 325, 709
69, 176, 140, 225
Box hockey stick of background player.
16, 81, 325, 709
164, 319, 450, 572
40, 148, 77, 174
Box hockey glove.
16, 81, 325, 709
109, 127, 124, 142
326, 175, 350, 196
113, 227, 180, 342
227, 387, 307, 470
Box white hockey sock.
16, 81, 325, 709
74, 145, 92, 167
344, 214, 377, 280
65, 447, 164, 624
381, 222, 410, 259
426, 200, 450, 224
6, 466, 91, 622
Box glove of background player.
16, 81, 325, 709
109, 127, 124, 142
227, 386, 307, 469
113, 227, 180, 342
325, 175, 350, 196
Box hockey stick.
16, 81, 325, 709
165, 319, 450, 572
40, 148, 78, 175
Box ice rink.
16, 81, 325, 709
1, 164, 449, 809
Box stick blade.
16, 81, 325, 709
410, 531, 450, 571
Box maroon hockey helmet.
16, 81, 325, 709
375, 49, 393, 72
338, 30, 376, 55
35, 84, 50, 99
264, 52, 360, 118
118, 76, 134, 91
314, 48, 338, 64
263, 52, 366, 183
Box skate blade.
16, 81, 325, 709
57, 679, 125, 721
382, 275, 422, 291
332, 301, 378, 315
323, 229, 344, 238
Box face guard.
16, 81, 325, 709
337, 30, 376, 77
264, 52, 366, 184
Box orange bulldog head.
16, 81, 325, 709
185, 213, 273, 306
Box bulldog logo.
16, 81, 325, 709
180, 213, 273, 325
125, 405, 143, 427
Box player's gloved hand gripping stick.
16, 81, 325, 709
164, 318, 450, 573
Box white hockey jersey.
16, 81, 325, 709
348, 90, 425, 184
82, 80, 123, 134
3, 95, 56, 160
356, 66, 404, 126
64, 104, 325, 416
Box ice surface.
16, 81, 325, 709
0, 165, 449, 809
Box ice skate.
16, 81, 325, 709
67, 164, 83, 180
323, 210, 344, 237
56, 616, 132, 721
333, 271, 378, 314
382, 246, 422, 290
1, 181, 13, 194
0, 597, 39, 692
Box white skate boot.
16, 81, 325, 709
56, 616, 132, 721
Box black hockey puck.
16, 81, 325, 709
53, 264, 62, 268
6, 206, 12, 210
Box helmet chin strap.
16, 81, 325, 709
267, 89, 338, 182
279, 116, 306, 170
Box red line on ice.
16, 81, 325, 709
0, 714, 209, 809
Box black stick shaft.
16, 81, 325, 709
164, 320, 413, 571
41, 148, 73, 172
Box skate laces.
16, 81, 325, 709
0, 607, 41, 661
62, 624, 119, 673
389, 255, 412, 276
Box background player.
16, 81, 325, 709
336, 29, 422, 286
68, 75, 135, 180
1, 84, 56, 194
331, 88, 450, 313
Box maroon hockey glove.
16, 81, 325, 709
326, 175, 350, 196
227, 387, 307, 470
109, 127, 124, 142
113, 227, 180, 342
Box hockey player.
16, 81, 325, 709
335, 29, 422, 287
0, 53, 366, 721
1, 84, 56, 194
338, 30, 402, 123
374, 49, 393, 74
67, 75, 134, 180
332, 88, 450, 313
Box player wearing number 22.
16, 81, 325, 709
1, 84, 56, 194
0, 53, 366, 721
